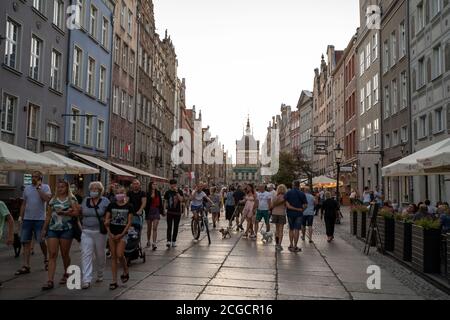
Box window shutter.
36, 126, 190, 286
411, 17, 415, 39
413, 119, 418, 142
412, 70, 417, 91
427, 58, 432, 81
429, 112, 433, 136
445, 44, 450, 72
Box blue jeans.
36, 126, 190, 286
21, 220, 45, 243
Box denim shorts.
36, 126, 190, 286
287, 215, 303, 230
20, 220, 45, 243
302, 215, 314, 227
256, 210, 270, 224
47, 228, 74, 240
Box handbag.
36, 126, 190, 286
93, 202, 108, 235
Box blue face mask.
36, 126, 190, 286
90, 191, 99, 198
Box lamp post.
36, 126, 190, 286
334, 144, 343, 205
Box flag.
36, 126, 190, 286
124, 144, 131, 153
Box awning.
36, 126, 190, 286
382, 138, 450, 177
0, 141, 64, 172
40, 151, 99, 175
112, 162, 168, 182
311, 175, 344, 188
417, 138, 450, 173
73, 153, 134, 177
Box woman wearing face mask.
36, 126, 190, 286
79, 182, 110, 289
104, 186, 134, 290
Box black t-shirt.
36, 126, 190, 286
322, 199, 339, 217
164, 189, 184, 215
234, 190, 245, 204
127, 190, 146, 214
106, 202, 134, 235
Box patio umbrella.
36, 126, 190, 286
0, 141, 64, 172
312, 176, 343, 188
39, 151, 100, 175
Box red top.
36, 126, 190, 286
151, 195, 160, 209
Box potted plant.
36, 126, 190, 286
394, 213, 413, 262
354, 205, 369, 240
377, 209, 395, 252
350, 207, 358, 236
411, 219, 441, 274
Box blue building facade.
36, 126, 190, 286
65, 0, 115, 158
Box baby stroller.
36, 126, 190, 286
125, 214, 146, 266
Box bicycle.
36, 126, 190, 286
191, 206, 211, 245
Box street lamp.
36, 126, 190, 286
334, 144, 344, 205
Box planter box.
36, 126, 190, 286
350, 211, 357, 236
394, 221, 412, 262
411, 225, 441, 274
377, 216, 395, 252
356, 211, 367, 239
447, 234, 449, 282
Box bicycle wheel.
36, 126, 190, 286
191, 218, 201, 240
204, 215, 211, 245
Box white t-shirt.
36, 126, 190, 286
363, 192, 371, 203
257, 191, 272, 211
191, 191, 206, 207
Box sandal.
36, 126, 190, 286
59, 273, 69, 285
109, 283, 119, 290
15, 266, 30, 275
120, 273, 130, 283
41, 281, 54, 291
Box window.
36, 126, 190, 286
122, 43, 128, 72
399, 22, 406, 58
130, 50, 135, 77
417, 2, 425, 32
419, 115, 427, 138
75, 0, 85, 28
391, 32, 397, 66
87, 57, 96, 96
113, 86, 119, 114
418, 57, 425, 88
53, 0, 64, 29
46, 123, 58, 143
121, 91, 127, 118
434, 108, 444, 133
84, 115, 93, 146
392, 79, 398, 114
29, 35, 42, 81
366, 43, 371, 70
373, 74, 379, 104
143, 52, 148, 73
138, 46, 142, 68
384, 86, 390, 119
33, 0, 44, 13
392, 130, 399, 146
366, 82, 372, 110
359, 51, 365, 76
401, 126, 408, 143
374, 119, 380, 147
383, 40, 389, 73
70, 108, 80, 143
114, 35, 120, 64
384, 134, 391, 149
127, 10, 133, 35
360, 127, 365, 141
111, 137, 117, 157
128, 95, 134, 122
97, 119, 105, 150
137, 93, 143, 121
1, 94, 16, 133
433, 45, 442, 78
120, 2, 126, 29
400, 72, 407, 109
27, 104, 39, 139
50, 49, 62, 92
72, 46, 82, 87
101, 18, 108, 48
366, 123, 372, 150
119, 140, 125, 159
89, 5, 97, 38
372, 33, 378, 61
99, 66, 106, 102
431, 0, 442, 18
4, 18, 20, 70
146, 99, 151, 125
360, 87, 365, 115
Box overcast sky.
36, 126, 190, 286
153, 0, 359, 161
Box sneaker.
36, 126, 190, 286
146, 241, 151, 248
81, 283, 91, 290
152, 243, 157, 251
171, 242, 177, 248
279, 245, 284, 251
301, 236, 305, 241
166, 241, 171, 248
294, 247, 302, 252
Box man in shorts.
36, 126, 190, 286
284, 180, 307, 252
255, 184, 272, 238
301, 187, 316, 244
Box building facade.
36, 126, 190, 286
298, 91, 313, 162
356, 0, 382, 193
0, 0, 70, 194
279, 104, 291, 154
409, 0, 450, 203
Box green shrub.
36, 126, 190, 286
413, 218, 441, 230
378, 209, 394, 219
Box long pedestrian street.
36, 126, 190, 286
0, 208, 448, 300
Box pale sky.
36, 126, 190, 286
153, 0, 360, 161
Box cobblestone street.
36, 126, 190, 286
0, 208, 449, 300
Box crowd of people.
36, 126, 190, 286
0, 171, 346, 291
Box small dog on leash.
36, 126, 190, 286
260, 230, 274, 243
219, 228, 232, 239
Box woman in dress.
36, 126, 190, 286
145, 182, 164, 251
242, 184, 257, 239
